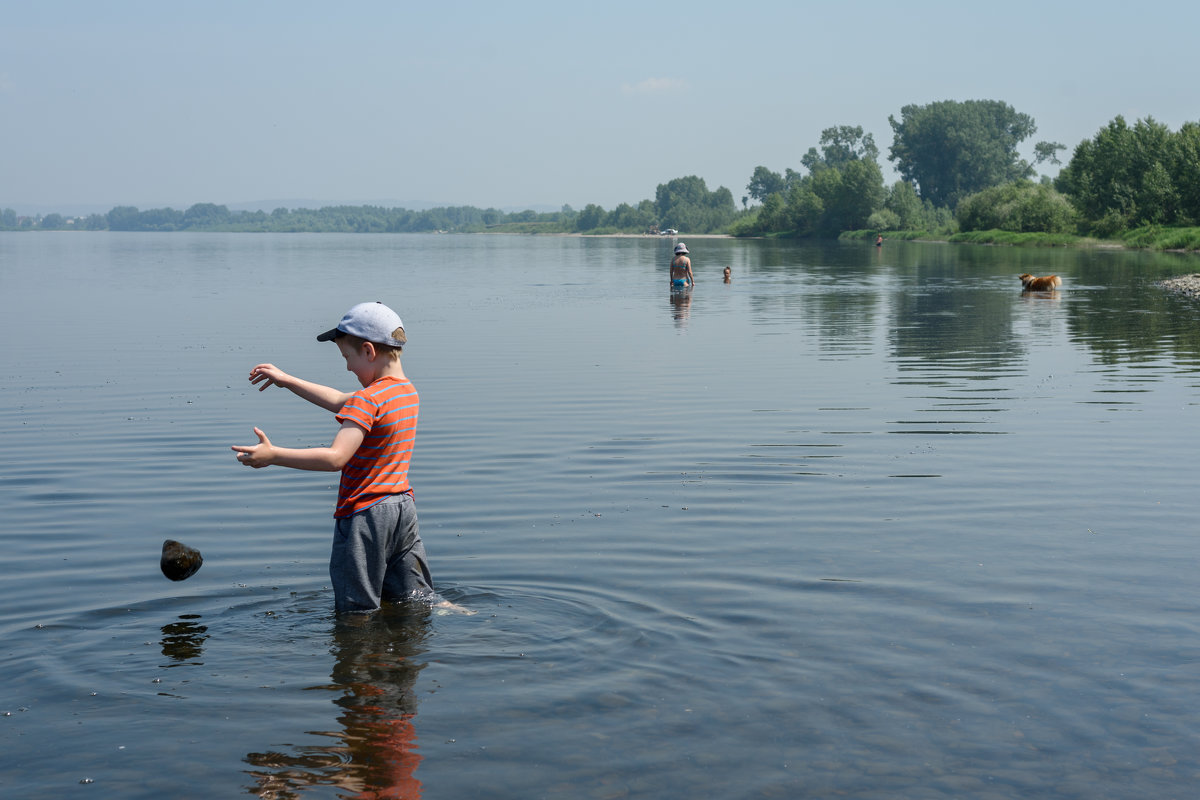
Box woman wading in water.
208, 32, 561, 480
670, 243, 695, 289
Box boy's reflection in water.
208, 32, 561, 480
245, 603, 431, 799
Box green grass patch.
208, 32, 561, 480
1120, 226, 1200, 251
847, 225, 1200, 252
841, 229, 944, 242
948, 230, 1081, 247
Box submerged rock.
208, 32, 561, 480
1157, 273, 1200, 299
160, 540, 203, 581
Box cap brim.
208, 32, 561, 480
316, 327, 343, 342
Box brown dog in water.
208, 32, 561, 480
1019, 273, 1062, 291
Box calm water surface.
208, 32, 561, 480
2, 232, 1199, 798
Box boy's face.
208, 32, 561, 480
335, 338, 375, 387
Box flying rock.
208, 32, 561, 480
161, 540, 203, 581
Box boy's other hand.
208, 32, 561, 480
249, 363, 291, 391
232, 427, 274, 468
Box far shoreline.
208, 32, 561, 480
479, 231, 733, 239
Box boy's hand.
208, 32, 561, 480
249, 364, 291, 392
232, 427, 274, 468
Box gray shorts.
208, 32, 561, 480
329, 492, 433, 614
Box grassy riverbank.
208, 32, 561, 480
842, 226, 1200, 253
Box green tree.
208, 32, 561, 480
823, 158, 885, 231
956, 180, 1076, 233
747, 166, 785, 202
139, 207, 184, 231
1, 208, 17, 228
885, 181, 923, 229
783, 180, 824, 234
39, 213, 66, 229
801, 125, 879, 173
1170, 122, 1200, 224
182, 203, 232, 228
757, 193, 788, 232
81, 213, 108, 230
655, 175, 737, 232
107, 206, 142, 231
888, 99, 1040, 208
1034, 141, 1066, 166
606, 202, 654, 231
1055, 116, 1184, 231
866, 209, 901, 231
576, 203, 606, 231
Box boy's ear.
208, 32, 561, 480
361, 340, 379, 361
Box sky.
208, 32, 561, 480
3, 0, 1198, 215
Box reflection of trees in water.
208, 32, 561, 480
161, 615, 208, 665
1063, 274, 1200, 365
889, 283, 1022, 370
887, 245, 1020, 373
743, 241, 1200, 369
897, 245, 1200, 366
245, 604, 431, 799
748, 251, 881, 356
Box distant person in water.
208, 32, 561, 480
723, 266, 732, 283
875, 234, 883, 247
670, 243, 694, 289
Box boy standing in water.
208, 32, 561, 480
232, 302, 435, 614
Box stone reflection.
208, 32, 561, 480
245, 604, 431, 799
161, 614, 208, 665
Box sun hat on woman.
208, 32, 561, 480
674, 243, 688, 254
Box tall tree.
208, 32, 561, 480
888, 99, 1039, 208
655, 175, 737, 232
575, 203, 606, 231
182, 203, 232, 228
801, 125, 879, 173
884, 181, 923, 229
107, 206, 142, 231
1170, 122, 1200, 224
1055, 116, 1184, 230
1033, 141, 1066, 166
806, 159, 885, 232
747, 166, 786, 202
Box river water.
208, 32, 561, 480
2, 232, 1199, 799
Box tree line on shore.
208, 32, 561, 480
0, 176, 733, 237
737, 103, 1200, 249
6, 99, 1200, 249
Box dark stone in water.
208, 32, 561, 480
161, 539, 203, 581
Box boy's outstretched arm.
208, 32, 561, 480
249, 363, 353, 412
232, 421, 365, 471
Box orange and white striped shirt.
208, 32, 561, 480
333, 376, 418, 518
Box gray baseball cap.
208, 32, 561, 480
317, 301, 406, 347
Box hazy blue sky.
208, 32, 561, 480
3, 0, 1197, 214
